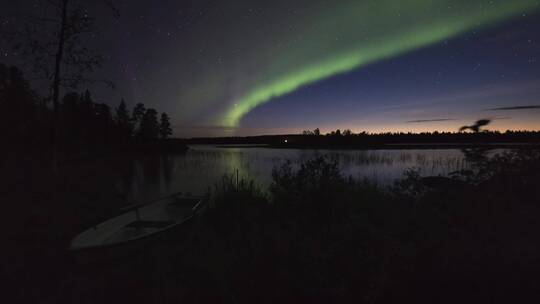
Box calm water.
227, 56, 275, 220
117, 145, 501, 201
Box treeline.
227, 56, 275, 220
189, 128, 540, 147
59, 91, 172, 146
303, 127, 540, 138
295, 128, 540, 145
295, 128, 540, 147
1, 63, 179, 154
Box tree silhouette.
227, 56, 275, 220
57, 89, 114, 146
60, 91, 82, 143
0, 64, 37, 142
115, 99, 132, 140
1, 61, 178, 152
94, 102, 113, 144
139, 108, 159, 141
329, 129, 341, 136
5, 0, 118, 169
78, 90, 95, 142
131, 103, 146, 135
159, 113, 172, 139
302, 128, 321, 136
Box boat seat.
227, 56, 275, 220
126, 220, 175, 229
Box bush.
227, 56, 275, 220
197, 150, 540, 303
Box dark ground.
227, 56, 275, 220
3, 148, 540, 303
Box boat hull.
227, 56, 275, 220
69, 195, 205, 264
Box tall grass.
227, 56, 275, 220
194, 149, 540, 303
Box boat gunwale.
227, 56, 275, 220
69, 195, 206, 252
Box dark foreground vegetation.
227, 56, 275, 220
5, 148, 540, 303
195, 149, 540, 303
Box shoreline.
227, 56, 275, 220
208, 142, 540, 150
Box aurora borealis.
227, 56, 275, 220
223, 1, 540, 127
2, 0, 540, 136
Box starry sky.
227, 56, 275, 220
1, 0, 540, 137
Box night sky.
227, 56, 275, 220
1, 0, 540, 137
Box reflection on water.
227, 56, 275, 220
116, 145, 504, 200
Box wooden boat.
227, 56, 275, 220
69, 193, 206, 262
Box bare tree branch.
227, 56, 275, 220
3, 0, 119, 171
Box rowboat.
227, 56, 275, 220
69, 193, 206, 262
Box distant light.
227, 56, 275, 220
284, 139, 288, 143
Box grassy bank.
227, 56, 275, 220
4, 149, 540, 303
188, 149, 540, 303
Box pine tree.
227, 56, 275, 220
115, 98, 132, 140
159, 113, 173, 139
139, 108, 159, 141
131, 103, 146, 135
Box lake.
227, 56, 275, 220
117, 145, 501, 202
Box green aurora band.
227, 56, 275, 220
222, 0, 539, 127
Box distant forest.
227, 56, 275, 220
0, 63, 178, 154
188, 127, 540, 148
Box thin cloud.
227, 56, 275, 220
487, 105, 540, 111
405, 118, 457, 123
